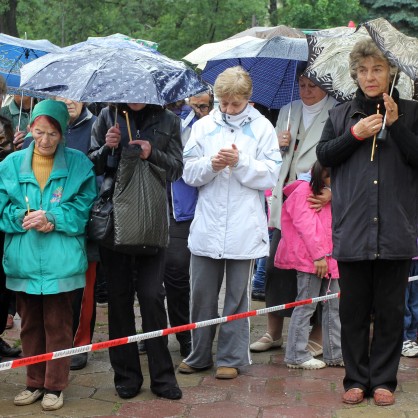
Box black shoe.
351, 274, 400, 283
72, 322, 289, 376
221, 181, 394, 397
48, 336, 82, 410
138, 341, 146, 354
70, 353, 88, 370
152, 386, 182, 400
251, 290, 265, 301
0, 338, 21, 357
115, 385, 140, 399
179, 341, 191, 358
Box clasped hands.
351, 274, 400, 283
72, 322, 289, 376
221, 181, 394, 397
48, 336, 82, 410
22, 210, 54, 233
211, 143, 239, 172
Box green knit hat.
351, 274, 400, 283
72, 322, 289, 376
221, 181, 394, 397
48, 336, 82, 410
30, 99, 70, 136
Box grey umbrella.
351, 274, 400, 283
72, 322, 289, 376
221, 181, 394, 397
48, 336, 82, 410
19, 45, 205, 104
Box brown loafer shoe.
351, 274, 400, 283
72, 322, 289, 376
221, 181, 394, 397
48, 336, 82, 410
215, 367, 238, 379
342, 388, 364, 404
373, 388, 395, 406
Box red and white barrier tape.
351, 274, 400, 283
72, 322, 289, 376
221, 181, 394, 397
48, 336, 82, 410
1, 275, 417, 371
0, 291, 339, 371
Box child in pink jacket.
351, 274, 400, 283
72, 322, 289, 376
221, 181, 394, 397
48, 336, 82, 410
274, 161, 342, 369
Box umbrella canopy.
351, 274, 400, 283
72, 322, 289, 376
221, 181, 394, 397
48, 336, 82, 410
363, 18, 418, 82
63, 33, 159, 52
228, 25, 305, 40
183, 36, 265, 69
0, 33, 61, 93
304, 22, 415, 103
20, 45, 206, 104
201, 36, 308, 109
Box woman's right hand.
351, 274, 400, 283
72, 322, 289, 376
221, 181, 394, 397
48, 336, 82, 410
314, 258, 328, 278
105, 124, 121, 149
278, 130, 291, 148
352, 114, 383, 139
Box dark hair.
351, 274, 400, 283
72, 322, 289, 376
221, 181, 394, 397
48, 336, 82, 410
310, 160, 329, 195
296, 61, 308, 80
30, 115, 62, 135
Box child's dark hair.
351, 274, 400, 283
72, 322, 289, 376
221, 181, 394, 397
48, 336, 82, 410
310, 160, 329, 195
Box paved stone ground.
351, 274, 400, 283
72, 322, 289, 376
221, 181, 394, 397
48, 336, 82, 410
1, 298, 418, 417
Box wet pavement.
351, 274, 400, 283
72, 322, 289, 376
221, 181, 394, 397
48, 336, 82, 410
1, 298, 418, 417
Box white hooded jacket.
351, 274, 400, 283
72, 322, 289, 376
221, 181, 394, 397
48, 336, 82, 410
183, 104, 282, 260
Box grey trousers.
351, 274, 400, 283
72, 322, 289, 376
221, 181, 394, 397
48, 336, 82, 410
284, 272, 342, 365
185, 255, 254, 369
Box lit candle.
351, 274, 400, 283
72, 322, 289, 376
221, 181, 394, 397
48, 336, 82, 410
124, 111, 133, 142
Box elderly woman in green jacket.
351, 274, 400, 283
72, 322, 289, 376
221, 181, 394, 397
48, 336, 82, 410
0, 100, 97, 411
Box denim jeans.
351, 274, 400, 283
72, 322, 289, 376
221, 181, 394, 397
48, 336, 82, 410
404, 260, 418, 341
252, 229, 273, 292
252, 257, 266, 291
284, 271, 342, 365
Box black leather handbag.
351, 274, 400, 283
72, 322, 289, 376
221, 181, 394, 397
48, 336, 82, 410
87, 173, 115, 248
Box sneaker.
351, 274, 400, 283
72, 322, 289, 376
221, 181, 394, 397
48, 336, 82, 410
326, 360, 345, 367
287, 358, 326, 369
14, 388, 44, 406
402, 340, 418, 357
41, 391, 64, 411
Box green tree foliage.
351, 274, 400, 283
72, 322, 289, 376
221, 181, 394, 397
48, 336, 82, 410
142, 0, 268, 59
360, 0, 418, 37
3, 0, 416, 61
276, 0, 366, 30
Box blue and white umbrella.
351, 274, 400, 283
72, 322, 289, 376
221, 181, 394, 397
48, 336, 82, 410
202, 36, 308, 109
20, 44, 206, 104
0, 33, 61, 93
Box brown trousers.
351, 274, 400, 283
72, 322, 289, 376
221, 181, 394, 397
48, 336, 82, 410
17, 291, 75, 391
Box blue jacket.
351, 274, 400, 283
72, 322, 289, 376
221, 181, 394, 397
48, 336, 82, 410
0, 141, 97, 294
171, 106, 198, 221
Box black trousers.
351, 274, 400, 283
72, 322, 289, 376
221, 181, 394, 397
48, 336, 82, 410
338, 259, 410, 394
100, 246, 177, 393
163, 219, 192, 345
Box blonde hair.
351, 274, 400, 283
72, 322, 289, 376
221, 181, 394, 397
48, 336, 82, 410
214, 66, 253, 100
349, 39, 399, 84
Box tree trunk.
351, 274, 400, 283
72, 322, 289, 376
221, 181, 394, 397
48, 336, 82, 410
269, 0, 278, 26
0, 0, 19, 37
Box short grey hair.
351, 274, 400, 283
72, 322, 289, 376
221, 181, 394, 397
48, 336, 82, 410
349, 38, 399, 85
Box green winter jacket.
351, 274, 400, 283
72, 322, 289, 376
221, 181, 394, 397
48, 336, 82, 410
0, 141, 97, 295
0, 99, 31, 132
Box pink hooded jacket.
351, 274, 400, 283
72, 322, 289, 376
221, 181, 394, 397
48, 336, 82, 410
274, 180, 339, 278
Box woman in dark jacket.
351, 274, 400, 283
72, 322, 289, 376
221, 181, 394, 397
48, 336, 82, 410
88, 103, 183, 400
317, 39, 418, 407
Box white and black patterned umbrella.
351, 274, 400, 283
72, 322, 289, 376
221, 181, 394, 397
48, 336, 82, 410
19, 44, 205, 104
363, 18, 418, 82
305, 20, 416, 103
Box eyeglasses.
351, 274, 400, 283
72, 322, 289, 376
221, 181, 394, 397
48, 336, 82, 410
191, 104, 210, 111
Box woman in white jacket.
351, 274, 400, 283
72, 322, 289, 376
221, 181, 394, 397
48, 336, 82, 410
179, 66, 282, 379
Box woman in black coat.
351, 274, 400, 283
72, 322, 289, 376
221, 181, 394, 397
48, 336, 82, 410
317, 39, 418, 407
